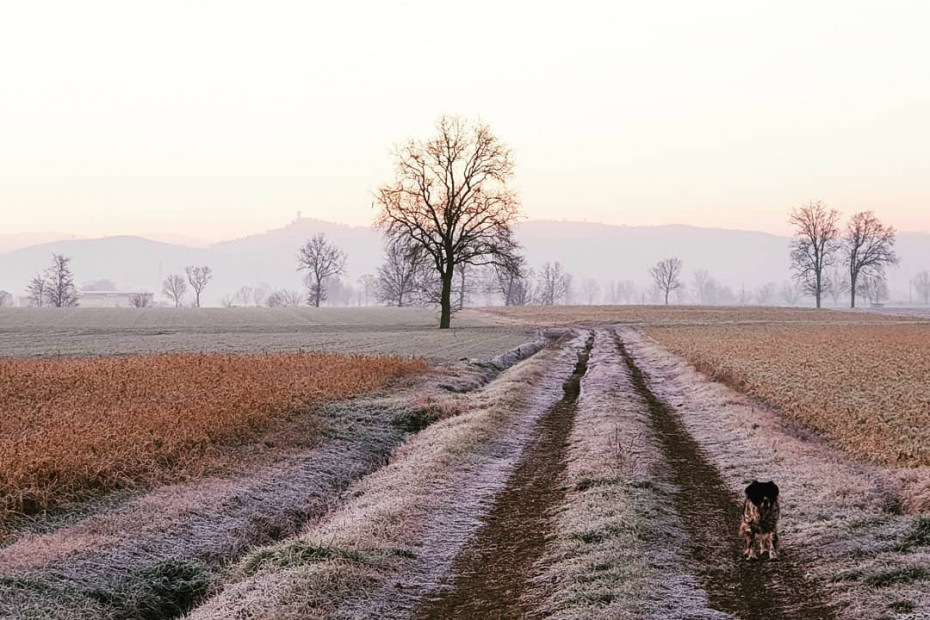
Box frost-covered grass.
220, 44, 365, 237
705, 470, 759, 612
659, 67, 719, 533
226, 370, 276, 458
0, 307, 532, 360
186, 335, 583, 619
624, 329, 930, 619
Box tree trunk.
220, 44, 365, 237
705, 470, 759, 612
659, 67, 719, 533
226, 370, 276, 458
664, 289, 669, 305
850, 272, 858, 308
439, 269, 454, 329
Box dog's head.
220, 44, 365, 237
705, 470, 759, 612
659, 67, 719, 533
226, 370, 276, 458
745, 480, 779, 510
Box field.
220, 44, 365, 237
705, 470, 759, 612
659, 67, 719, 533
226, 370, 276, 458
2, 306, 930, 619
644, 324, 930, 467
480, 304, 905, 326
0, 307, 532, 360
0, 352, 425, 520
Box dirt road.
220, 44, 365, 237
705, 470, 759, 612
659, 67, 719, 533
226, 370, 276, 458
412, 329, 836, 619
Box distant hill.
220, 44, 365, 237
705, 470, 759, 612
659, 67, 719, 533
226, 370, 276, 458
2, 218, 928, 305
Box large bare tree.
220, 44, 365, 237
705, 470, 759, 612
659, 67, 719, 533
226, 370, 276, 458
649, 257, 683, 305
41, 254, 80, 307
692, 269, 712, 305
185, 266, 212, 308
162, 274, 187, 307
789, 201, 840, 309
843, 211, 898, 308
376, 238, 430, 307
912, 271, 930, 305
297, 233, 347, 307
375, 116, 521, 328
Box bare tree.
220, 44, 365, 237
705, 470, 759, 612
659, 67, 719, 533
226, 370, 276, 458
0, 290, 12, 307
912, 271, 930, 305
789, 201, 840, 309
494, 256, 531, 306
843, 211, 898, 308
297, 233, 347, 307
357, 274, 377, 306
825, 265, 850, 306
234, 285, 254, 307
252, 285, 268, 308
692, 269, 712, 305
649, 257, 683, 305
755, 282, 777, 306
221, 293, 236, 308
780, 280, 801, 306
535, 261, 571, 306
129, 292, 152, 308
26, 276, 47, 307
580, 278, 601, 305
858, 273, 889, 306
42, 254, 80, 307
185, 265, 213, 308
162, 274, 187, 307
376, 238, 430, 307
375, 116, 521, 329
266, 289, 302, 307
737, 284, 753, 306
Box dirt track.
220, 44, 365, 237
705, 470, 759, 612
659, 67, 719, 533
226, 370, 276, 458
412, 329, 836, 619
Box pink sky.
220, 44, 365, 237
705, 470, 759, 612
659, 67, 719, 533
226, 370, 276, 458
2, 1, 929, 242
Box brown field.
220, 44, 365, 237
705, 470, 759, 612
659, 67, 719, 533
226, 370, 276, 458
480, 304, 912, 326
645, 323, 930, 467
0, 352, 425, 519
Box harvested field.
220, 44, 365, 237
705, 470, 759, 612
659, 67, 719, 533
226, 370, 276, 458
480, 305, 913, 327
0, 307, 530, 361
0, 352, 425, 519
645, 323, 930, 467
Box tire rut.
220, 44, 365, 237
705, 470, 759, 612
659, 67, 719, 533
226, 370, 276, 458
616, 333, 836, 620
414, 332, 594, 619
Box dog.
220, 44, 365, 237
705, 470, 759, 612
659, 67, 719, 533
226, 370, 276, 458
739, 480, 780, 560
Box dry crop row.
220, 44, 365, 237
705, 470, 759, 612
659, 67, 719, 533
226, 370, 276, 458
645, 324, 930, 467
0, 352, 425, 520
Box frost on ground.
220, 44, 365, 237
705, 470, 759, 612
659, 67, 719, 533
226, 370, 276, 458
530, 329, 727, 620
0, 337, 551, 620
0, 307, 532, 361
622, 328, 930, 620
186, 333, 587, 620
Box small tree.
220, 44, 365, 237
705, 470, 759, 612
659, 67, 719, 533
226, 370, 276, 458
494, 256, 531, 307
843, 211, 898, 308
375, 116, 521, 329
580, 278, 601, 305
535, 262, 571, 306
376, 238, 429, 307
234, 285, 254, 307
185, 266, 213, 308
649, 257, 683, 305
755, 282, 777, 306
252, 285, 268, 307
692, 269, 712, 305
162, 274, 187, 307
780, 280, 801, 306
825, 265, 850, 306
357, 274, 377, 306
858, 273, 889, 305
297, 233, 347, 307
789, 201, 840, 309
266, 289, 302, 307
0, 290, 12, 307
42, 254, 80, 307
912, 271, 930, 305
26, 276, 47, 307
129, 292, 152, 308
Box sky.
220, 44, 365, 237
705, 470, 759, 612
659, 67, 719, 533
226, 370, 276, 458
2, 0, 930, 243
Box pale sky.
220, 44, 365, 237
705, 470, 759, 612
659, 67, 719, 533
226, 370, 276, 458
2, 1, 929, 243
